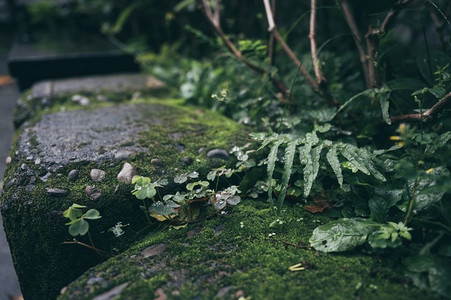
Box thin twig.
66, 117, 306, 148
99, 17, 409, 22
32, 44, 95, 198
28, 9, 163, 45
201, 0, 289, 99
268, 0, 276, 67
61, 239, 109, 256
380, 0, 413, 33
309, 0, 325, 85
391, 91, 451, 123
263, 0, 337, 106
338, 0, 371, 88
281, 239, 309, 249
365, 27, 378, 88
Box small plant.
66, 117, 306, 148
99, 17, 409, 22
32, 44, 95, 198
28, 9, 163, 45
62, 204, 105, 254
131, 168, 243, 224
63, 204, 102, 237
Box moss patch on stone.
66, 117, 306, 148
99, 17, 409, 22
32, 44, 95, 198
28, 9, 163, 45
1, 96, 247, 300
59, 200, 437, 300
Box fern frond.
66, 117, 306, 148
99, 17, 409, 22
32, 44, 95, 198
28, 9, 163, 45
267, 139, 284, 211
278, 139, 298, 211
326, 145, 343, 187
357, 147, 386, 181
341, 144, 370, 175
311, 142, 324, 184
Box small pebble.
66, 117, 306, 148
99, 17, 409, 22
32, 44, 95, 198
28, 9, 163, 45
207, 149, 230, 160
40, 172, 52, 182
85, 186, 102, 200
151, 158, 163, 167
182, 156, 193, 165
5, 156, 11, 164
67, 169, 79, 182
90, 169, 105, 182
141, 244, 167, 258
198, 147, 206, 154
46, 188, 69, 197
72, 95, 90, 106
117, 163, 137, 184
114, 150, 133, 160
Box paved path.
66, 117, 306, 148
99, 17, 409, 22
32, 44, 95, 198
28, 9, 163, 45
0, 54, 22, 300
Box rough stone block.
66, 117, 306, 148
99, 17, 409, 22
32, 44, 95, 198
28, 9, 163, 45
1, 91, 245, 299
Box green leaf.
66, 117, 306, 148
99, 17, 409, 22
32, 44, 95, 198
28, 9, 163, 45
425, 131, 451, 155
227, 196, 241, 206
301, 140, 323, 198
429, 261, 451, 298
326, 145, 343, 187
333, 89, 372, 119
83, 209, 101, 220
309, 218, 377, 252
341, 145, 370, 175
174, 175, 188, 184
374, 187, 404, 208
428, 86, 446, 98
410, 167, 448, 212
134, 188, 148, 200
386, 78, 425, 91
63, 204, 85, 220
417, 50, 450, 85
278, 139, 297, 209
68, 219, 89, 237
369, 197, 389, 223
378, 91, 391, 125
149, 201, 175, 216
267, 139, 284, 209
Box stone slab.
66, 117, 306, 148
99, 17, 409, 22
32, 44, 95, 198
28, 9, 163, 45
31, 73, 165, 99
18, 103, 162, 169
1, 98, 244, 300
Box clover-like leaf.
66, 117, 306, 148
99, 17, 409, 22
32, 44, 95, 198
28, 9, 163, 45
68, 219, 89, 237
83, 209, 101, 220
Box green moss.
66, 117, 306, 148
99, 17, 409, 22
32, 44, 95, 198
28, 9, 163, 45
59, 201, 437, 300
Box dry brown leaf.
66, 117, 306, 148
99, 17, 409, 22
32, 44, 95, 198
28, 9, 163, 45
303, 198, 332, 214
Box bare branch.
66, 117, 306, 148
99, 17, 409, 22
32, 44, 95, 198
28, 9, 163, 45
391, 91, 451, 123
309, 0, 325, 85
263, 0, 337, 106
338, 0, 371, 89
263, 0, 276, 31
262, 1, 317, 90
268, 0, 276, 66
200, 0, 289, 99
380, 0, 413, 33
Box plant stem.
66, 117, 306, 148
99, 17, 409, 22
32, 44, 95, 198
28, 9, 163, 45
61, 239, 108, 256
404, 178, 419, 225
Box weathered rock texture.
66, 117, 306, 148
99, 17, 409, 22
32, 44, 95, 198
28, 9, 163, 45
1, 89, 245, 299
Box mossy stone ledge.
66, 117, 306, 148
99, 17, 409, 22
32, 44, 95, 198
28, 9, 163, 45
0, 81, 247, 300
58, 201, 436, 300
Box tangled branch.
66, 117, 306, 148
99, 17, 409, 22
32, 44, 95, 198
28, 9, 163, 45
339, 0, 413, 89
200, 0, 289, 100
263, 0, 337, 106
391, 91, 451, 123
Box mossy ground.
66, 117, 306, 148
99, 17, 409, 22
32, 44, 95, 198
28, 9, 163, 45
59, 200, 436, 300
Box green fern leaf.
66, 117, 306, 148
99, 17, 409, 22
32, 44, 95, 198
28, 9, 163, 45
378, 92, 391, 125
278, 139, 298, 210
301, 142, 314, 197
341, 144, 370, 175
267, 139, 284, 210
326, 145, 343, 187
357, 148, 386, 181
311, 142, 324, 181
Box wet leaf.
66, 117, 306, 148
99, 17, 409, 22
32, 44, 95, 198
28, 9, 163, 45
309, 218, 377, 252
